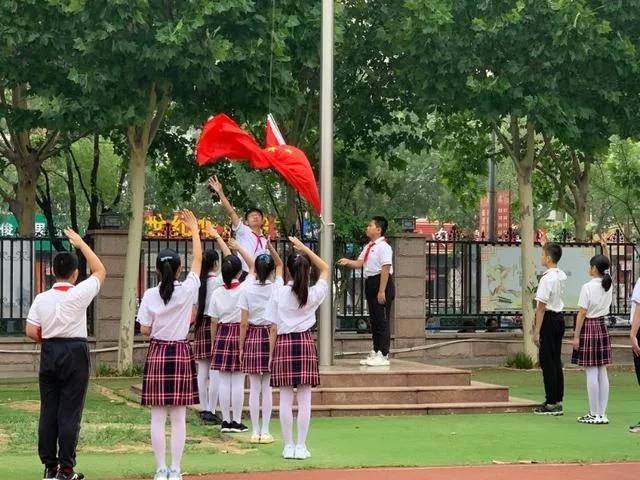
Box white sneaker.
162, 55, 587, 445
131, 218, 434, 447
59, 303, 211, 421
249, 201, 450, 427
294, 444, 312, 459
365, 351, 390, 367
360, 350, 376, 366
282, 444, 295, 459
167, 468, 182, 480
599, 415, 610, 425
154, 468, 169, 480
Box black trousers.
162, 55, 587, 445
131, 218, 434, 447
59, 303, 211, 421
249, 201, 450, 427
365, 274, 395, 356
39, 338, 90, 469
634, 330, 640, 386
539, 311, 565, 405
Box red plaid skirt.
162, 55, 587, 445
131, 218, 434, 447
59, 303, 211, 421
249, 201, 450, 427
572, 317, 612, 367
142, 339, 199, 406
271, 331, 320, 388
242, 324, 271, 374
211, 322, 242, 372
192, 317, 213, 360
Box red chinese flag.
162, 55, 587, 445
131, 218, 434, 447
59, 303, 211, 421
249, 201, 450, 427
265, 145, 321, 214
265, 113, 286, 147
196, 114, 271, 169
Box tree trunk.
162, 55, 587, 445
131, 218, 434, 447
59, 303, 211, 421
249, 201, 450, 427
88, 134, 101, 230
64, 155, 80, 232
117, 142, 148, 371
516, 169, 538, 360
573, 200, 588, 242
14, 159, 40, 237
571, 156, 591, 242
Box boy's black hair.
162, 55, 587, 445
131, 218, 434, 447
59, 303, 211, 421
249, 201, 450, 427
53, 252, 79, 280
245, 208, 264, 220
543, 242, 562, 264
371, 216, 388, 236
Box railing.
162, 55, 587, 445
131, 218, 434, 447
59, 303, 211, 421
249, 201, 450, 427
138, 237, 368, 332
0, 236, 95, 336
425, 238, 637, 332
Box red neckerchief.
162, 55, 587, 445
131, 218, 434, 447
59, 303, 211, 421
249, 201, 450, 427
53, 285, 73, 292
252, 231, 265, 254
363, 238, 386, 263
224, 281, 241, 290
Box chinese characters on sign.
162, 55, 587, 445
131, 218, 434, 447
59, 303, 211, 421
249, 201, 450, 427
143, 212, 277, 239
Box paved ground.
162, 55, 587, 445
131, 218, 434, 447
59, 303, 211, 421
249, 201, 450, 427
185, 462, 640, 480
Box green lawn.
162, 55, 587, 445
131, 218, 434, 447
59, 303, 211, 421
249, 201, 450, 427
2, 368, 640, 479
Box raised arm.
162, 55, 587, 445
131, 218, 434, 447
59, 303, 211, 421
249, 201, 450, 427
182, 210, 202, 277
229, 238, 254, 274
209, 226, 232, 258
337, 257, 364, 269
267, 240, 284, 278
209, 176, 241, 227
64, 228, 107, 285
289, 236, 330, 281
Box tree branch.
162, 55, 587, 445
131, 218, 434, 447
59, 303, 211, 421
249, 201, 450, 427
69, 148, 91, 204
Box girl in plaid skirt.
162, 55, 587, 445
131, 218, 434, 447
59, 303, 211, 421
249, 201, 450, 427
572, 254, 613, 425
207, 239, 254, 433
238, 242, 283, 444
137, 210, 202, 480
193, 228, 229, 425
266, 237, 330, 460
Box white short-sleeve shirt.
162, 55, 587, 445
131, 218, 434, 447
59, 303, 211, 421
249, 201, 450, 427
238, 276, 280, 326
206, 278, 252, 324
358, 237, 394, 278
26, 276, 101, 339
203, 274, 224, 315
535, 268, 567, 312
265, 278, 329, 334
232, 222, 269, 272
577, 278, 612, 318
630, 278, 640, 323
137, 271, 200, 341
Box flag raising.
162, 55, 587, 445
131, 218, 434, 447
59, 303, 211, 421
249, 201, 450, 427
195, 114, 321, 214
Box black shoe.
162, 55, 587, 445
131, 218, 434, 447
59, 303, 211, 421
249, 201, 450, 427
55, 470, 85, 480
534, 403, 563, 416
235, 421, 249, 432
200, 411, 220, 424
220, 421, 232, 433
44, 466, 58, 480
210, 412, 222, 425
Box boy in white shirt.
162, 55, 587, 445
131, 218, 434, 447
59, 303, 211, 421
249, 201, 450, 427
338, 216, 395, 367
26, 228, 106, 480
533, 242, 567, 416
208, 176, 269, 280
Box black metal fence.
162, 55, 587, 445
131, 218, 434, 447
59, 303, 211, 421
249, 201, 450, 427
0, 236, 94, 336
138, 237, 368, 332
426, 239, 638, 332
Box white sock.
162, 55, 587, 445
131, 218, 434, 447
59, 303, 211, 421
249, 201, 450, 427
169, 406, 186, 471
598, 365, 610, 416
296, 385, 312, 447
261, 374, 273, 435
586, 366, 600, 415
196, 359, 210, 412
208, 369, 220, 414
249, 374, 262, 434
231, 372, 246, 424
218, 372, 232, 422
279, 387, 294, 445
150, 407, 168, 471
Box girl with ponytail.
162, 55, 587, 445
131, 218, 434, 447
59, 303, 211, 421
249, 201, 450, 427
206, 238, 254, 433
137, 210, 202, 480
238, 241, 283, 443
572, 253, 613, 425
192, 228, 231, 425
266, 237, 330, 460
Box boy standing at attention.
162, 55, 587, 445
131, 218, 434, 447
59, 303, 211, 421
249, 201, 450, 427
533, 242, 567, 416
338, 216, 395, 367
26, 229, 106, 480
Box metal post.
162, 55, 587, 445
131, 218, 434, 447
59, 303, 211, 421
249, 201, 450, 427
318, 0, 334, 366
488, 132, 497, 241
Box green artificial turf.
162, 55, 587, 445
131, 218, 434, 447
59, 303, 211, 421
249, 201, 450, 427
1, 368, 640, 479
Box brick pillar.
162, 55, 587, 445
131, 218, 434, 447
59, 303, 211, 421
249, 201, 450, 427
89, 230, 129, 362
391, 234, 426, 350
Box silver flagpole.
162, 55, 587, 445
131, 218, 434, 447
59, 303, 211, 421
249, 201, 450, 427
318, 0, 334, 366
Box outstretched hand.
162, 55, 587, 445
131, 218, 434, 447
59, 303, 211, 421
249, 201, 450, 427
181, 210, 199, 234
228, 238, 240, 251
63, 228, 84, 248
289, 236, 306, 252
208, 176, 223, 196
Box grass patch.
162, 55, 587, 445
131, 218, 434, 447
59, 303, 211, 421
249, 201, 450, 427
2, 368, 640, 478
505, 352, 535, 369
